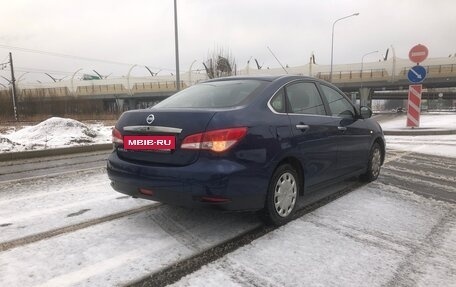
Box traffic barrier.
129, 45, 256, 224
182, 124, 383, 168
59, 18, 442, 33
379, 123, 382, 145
406, 85, 422, 127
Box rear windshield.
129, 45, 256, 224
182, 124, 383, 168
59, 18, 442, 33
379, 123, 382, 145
154, 80, 267, 108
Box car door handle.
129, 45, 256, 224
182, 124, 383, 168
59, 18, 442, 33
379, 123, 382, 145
296, 124, 310, 130
338, 126, 347, 131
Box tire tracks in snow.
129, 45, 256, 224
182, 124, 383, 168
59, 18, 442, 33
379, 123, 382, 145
127, 181, 364, 287
128, 150, 455, 287
0, 203, 160, 252
379, 151, 456, 204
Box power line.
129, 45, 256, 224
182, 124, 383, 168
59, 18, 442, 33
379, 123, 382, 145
0, 44, 174, 71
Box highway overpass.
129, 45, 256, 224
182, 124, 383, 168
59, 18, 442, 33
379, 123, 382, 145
1, 54, 455, 116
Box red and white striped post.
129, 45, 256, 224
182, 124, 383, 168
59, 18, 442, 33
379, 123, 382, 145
406, 44, 428, 128
406, 84, 422, 127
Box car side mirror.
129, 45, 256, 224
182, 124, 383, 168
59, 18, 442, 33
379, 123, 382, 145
359, 106, 372, 119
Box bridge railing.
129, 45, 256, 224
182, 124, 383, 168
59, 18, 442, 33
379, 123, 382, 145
316, 69, 390, 82
77, 84, 125, 96
12, 80, 187, 98
21, 87, 70, 98
132, 81, 187, 93
399, 64, 456, 76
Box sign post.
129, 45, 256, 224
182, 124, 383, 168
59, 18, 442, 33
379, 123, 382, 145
406, 44, 428, 128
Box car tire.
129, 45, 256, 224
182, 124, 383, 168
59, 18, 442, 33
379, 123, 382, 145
263, 164, 300, 226
361, 142, 382, 182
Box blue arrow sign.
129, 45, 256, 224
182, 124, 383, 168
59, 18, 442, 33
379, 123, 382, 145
408, 65, 427, 83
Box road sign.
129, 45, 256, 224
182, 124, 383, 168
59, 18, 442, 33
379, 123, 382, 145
409, 44, 428, 63
407, 84, 422, 127
407, 65, 427, 83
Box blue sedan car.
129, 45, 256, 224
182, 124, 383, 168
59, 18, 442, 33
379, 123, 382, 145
107, 75, 385, 225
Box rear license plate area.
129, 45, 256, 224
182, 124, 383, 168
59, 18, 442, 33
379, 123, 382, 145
123, 135, 176, 151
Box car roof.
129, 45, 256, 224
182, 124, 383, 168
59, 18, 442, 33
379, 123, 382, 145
203, 75, 316, 83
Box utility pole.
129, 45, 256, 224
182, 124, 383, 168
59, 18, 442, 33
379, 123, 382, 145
173, 0, 180, 91
9, 52, 18, 121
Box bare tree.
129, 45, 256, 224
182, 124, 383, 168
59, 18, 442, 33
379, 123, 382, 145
202, 48, 236, 79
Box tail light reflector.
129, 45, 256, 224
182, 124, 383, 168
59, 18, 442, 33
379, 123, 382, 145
139, 188, 154, 196
112, 128, 123, 145
200, 196, 230, 203
181, 127, 247, 153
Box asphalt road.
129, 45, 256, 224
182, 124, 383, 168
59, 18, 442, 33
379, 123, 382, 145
381, 149, 456, 204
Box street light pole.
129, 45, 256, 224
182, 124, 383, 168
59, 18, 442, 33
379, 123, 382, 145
173, 0, 181, 91
329, 12, 359, 82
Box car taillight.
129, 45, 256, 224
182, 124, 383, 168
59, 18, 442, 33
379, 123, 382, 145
181, 127, 247, 153
112, 128, 123, 145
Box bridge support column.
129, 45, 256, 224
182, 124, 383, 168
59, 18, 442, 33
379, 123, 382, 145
127, 99, 137, 110
359, 87, 371, 108
350, 92, 357, 104
115, 99, 124, 112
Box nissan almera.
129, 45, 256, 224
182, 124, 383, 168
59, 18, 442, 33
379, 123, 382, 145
107, 75, 385, 225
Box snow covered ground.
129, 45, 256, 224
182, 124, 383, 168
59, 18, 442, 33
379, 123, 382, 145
377, 113, 456, 158
3, 167, 454, 287
171, 183, 456, 287
379, 112, 456, 130
0, 117, 112, 153
1, 133, 455, 286
386, 134, 456, 158
0, 168, 260, 287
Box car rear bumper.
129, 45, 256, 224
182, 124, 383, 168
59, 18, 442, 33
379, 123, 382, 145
107, 151, 268, 211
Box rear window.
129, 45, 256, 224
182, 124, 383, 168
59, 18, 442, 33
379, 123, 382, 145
154, 80, 266, 108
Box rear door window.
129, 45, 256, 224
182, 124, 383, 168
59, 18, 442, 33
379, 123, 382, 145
285, 82, 326, 115
270, 88, 286, 113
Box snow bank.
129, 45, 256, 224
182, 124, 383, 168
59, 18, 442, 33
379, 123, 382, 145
0, 117, 112, 152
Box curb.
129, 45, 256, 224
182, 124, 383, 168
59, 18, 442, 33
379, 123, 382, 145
0, 143, 113, 162
383, 129, 456, 136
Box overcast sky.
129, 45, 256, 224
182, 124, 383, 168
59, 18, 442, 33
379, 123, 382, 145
0, 0, 455, 82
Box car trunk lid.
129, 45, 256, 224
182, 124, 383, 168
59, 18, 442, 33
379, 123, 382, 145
115, 108, 216, 166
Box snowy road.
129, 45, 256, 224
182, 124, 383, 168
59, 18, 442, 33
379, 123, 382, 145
0, 149, 455, 286
0, 155, 260, 286
171, 182, 456, 287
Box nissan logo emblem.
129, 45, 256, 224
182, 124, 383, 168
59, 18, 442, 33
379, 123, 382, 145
146, 114, 155, 125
